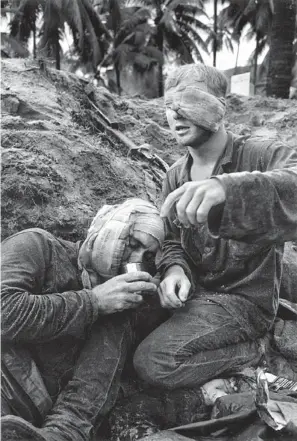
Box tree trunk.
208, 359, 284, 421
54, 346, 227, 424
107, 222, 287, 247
33, 21, 36, 59
115, 63, 121, 95
213, 0, 218, 67
253, 33, 260, 94
266, 0, 296, 98
55, 30, 60, 70
234, 37, 240, 73
155, 8, 164, 97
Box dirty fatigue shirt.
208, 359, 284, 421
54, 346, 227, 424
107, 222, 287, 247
158, 133, 297, 334
1, 228, 99, 390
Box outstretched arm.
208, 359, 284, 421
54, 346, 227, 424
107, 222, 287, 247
212, 141, 297, 242
161, 141, 297, 244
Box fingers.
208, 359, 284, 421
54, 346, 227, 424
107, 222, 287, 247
184, 190, 204, 225
123, 294, 143, 304
177, 279, 191, 302
158, 279, 183, 309
175, 188, 196, 226
127, 281, 157, 293
196, 197, 215, 223
115, 294, 144, 312
160, 180, 226, 227
118, 271, 152, 282
160, 185, 187, 217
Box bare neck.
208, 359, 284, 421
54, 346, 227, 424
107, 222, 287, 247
188, 126, 228, 166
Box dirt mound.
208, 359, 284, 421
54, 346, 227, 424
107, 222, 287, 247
1, 59, 297, 241
1, 60, 168, 240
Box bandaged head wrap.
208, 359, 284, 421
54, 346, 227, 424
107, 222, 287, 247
78, 198, 165, 288
165, 64, 227, 132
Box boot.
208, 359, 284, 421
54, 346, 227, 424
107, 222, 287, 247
1, 415, 72, 441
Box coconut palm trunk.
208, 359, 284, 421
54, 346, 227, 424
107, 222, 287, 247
55, 30, 60, 70
115, 63, 121, 95
266, 0, 296, 98
213, 0, 218, 67
33, 20, 37, 59
253, 33, 260, 94
155, 5, 164, 97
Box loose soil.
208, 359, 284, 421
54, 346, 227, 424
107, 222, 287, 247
1, 59, 297, 241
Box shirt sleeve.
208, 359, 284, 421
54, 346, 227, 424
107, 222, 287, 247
1, 231, 99, 344
210, 141, 297, 243
157, 172, 192, 281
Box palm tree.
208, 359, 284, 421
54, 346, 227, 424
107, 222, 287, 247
8, 0, 111, 70
266, 0, 296, 98
1, 0, 32, 57
213, 0, 218, 66
96, 0, 162, 95
8, 0, 40, 58
126, 0, 210, 96
219, 0, 273, 91
206, 3, 236, 68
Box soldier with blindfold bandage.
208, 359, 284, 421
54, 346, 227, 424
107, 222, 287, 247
134, 63, 297, 392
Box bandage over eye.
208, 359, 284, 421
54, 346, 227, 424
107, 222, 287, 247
165, 85, 226, 133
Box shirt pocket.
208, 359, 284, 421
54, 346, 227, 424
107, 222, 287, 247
229, 240, 267, 260
182, 226, 202, 259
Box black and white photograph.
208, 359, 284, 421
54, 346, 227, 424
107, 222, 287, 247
1, 1, 297, 440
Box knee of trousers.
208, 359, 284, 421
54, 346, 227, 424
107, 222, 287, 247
133, 339, 178, 390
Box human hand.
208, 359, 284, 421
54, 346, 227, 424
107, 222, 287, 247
92, 272, 157, 315
160, 179, 226, 227
158, 265, 191, 309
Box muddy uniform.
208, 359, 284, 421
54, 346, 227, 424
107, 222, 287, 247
134, 134, 297, 389
1, 229, 134, 436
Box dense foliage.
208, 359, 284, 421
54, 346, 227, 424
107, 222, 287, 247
1, 0, 296, 97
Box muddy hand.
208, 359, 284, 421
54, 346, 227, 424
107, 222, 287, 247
160, 179, 226, 227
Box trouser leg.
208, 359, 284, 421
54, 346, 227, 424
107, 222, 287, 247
1, 345, 52, 425
43, 312, 133, 441
134, 299, 264, 389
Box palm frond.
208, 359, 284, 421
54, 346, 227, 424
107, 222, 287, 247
166, 0, 205, 12
168, 0, 208, 23
39, 0, 63, 50
177, 13, 211, 34
115, 13, 148, 45
82, 0, 111, 38
125, 0, 155, 9
106, 0, 122, 34
9, 0, 40, 42
62, 0, 84, 48
164, 30, 194, 63
175, 18, 208, 53
177, 26, 204, 62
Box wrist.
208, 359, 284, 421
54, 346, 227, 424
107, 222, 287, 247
85, 289, 103, 320
165, 265, 186, 277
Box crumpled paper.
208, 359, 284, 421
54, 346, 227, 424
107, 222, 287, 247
256, 368, 297, 434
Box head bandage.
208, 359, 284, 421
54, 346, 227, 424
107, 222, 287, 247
165, 65, 226, 132
78, 198, 164, 287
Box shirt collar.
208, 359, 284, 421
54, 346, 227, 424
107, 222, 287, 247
214, 131, 234, 174
177, 131, 235, 186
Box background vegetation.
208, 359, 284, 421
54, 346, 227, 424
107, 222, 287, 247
1, 0, 297, 98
